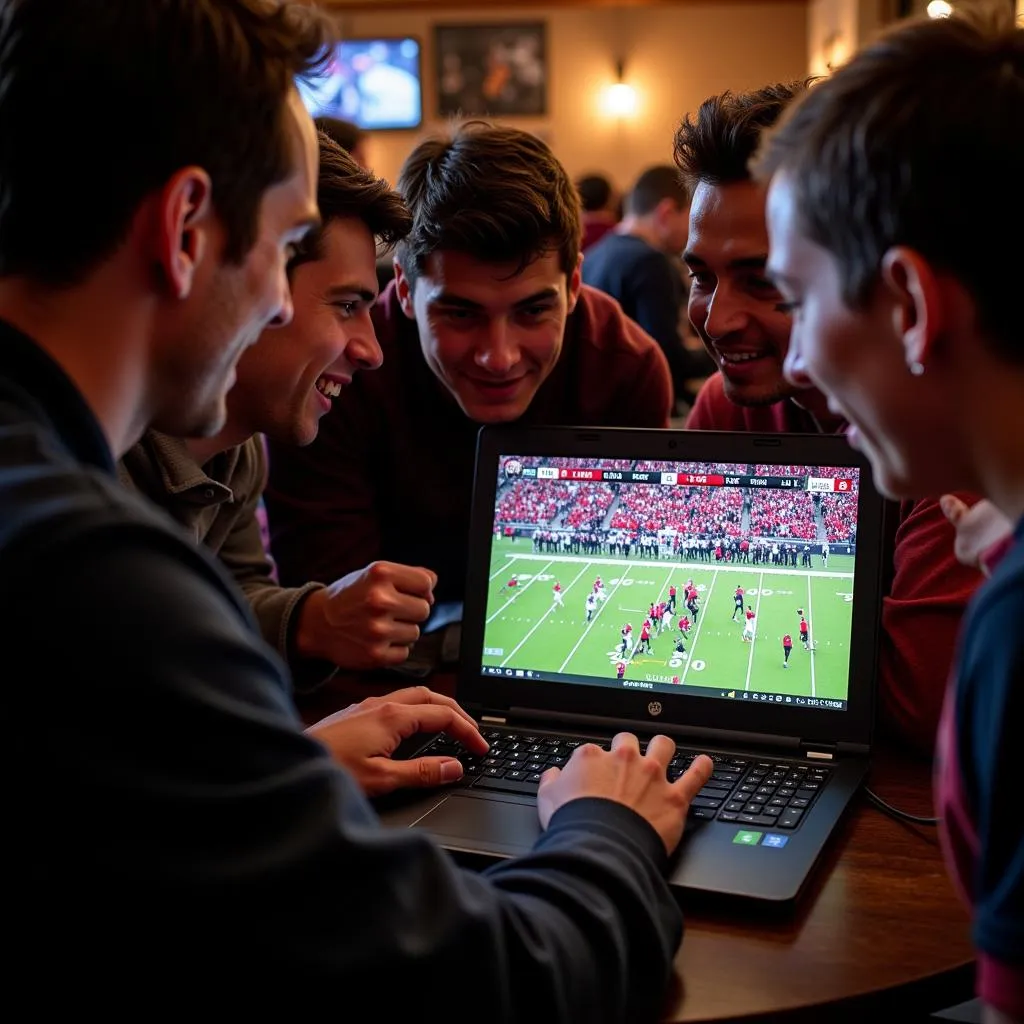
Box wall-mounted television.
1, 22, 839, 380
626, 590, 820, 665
298, 36, 423, 131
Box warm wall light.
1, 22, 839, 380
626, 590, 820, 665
604, 81, 638, 117
927, 0, 953, 16
601, 58, 637, 118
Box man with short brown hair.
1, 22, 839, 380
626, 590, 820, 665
265, 120, 674, 605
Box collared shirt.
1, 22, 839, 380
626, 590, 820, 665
119, 431, 332, 690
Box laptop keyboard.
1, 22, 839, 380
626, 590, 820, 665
423, 728, 831, 831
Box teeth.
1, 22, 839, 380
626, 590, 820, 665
316, 376, 342, 398
720, 352, 766, 364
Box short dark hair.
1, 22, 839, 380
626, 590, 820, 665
396, 120, 581, 286
314, 116, 367, 155
289, 132, 412, 271
753, 4, 1021, 361
673, 81, 811, 192
0, 0, 333, 286
576, 174, 613, 213
626, 165, 690, 217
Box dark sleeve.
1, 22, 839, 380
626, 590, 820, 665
626, 254, 692, 400
955, 578, 1024, 1016
263, 391, 381, 587
18, 526, 682, 1018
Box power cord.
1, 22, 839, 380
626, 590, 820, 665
864, 786, 940, 826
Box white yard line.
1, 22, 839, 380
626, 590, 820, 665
680, 569, 720, 687
486, 559, 554, 624
743, 571, 765, 692
807, 576, 817, 697
500, 562, 591, 668
488, 551, 852, 580
558, 565, 635, 673
489, 555, 517, 582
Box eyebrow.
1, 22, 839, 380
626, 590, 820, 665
324, 283, 377, 304
429, 287, 561, 310
683, 253, 769, 271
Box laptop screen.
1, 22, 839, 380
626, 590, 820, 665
479, 453, 862, 714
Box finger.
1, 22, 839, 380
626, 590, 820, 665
389, 702, 489, 755
379, 686, 482, 737
395, 755, 466, 789
610, 732, 640, 754
644, 734, 677, 769
939, 493, 968, 525
385, 564, 438, 597
390, 595, 433, 625
537, 764, 561, 794
376, 619, 421, 645
672, 753, 715, 802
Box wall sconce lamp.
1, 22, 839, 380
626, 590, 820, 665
603, 58, 638, 118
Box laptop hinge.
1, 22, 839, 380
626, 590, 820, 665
501, 707, 802, 752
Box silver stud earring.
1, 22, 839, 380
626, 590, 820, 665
908, 360, 924, 377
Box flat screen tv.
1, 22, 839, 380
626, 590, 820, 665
298, 36, 423, 131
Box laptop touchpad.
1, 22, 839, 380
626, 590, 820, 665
418, 794, 540, 853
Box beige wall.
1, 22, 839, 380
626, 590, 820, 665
807, 0, 884, 73
333, 3, 808, 192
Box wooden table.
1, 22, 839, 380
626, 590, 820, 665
298, 673, 975, 1023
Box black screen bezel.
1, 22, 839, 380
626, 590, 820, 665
459, 426, 883, 747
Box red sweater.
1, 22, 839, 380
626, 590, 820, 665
264, 283, 672, 606
687, 373, 983, 756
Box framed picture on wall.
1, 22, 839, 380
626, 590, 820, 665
435, 22, 548, 117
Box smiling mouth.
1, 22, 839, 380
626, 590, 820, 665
470, 377, 525, 391
315, 375, 348, 399
716, 349, 773, 366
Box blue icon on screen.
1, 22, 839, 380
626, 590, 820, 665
762, 834, 789, 848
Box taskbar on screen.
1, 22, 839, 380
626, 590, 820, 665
478, 665, 847, 711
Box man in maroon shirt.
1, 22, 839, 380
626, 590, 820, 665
672, 82, 983, 755
265, 121, 672, 610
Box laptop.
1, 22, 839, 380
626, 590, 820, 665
380, 425, 885, 908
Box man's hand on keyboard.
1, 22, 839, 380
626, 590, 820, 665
306, 686, 490, 797
536, 733, 714, 856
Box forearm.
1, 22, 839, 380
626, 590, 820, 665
245, 580, 338, 692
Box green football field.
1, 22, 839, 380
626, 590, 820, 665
481, 537, 855, 700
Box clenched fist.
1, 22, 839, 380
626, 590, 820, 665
295, 560, 437, 669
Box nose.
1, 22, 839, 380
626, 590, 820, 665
475, 318, 519, 374
266, 265, 295, 329
349, 314, 384, 371
702, 283, 750, 341
783, 328, 812, 388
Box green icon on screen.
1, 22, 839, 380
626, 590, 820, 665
732, 830, 763, 846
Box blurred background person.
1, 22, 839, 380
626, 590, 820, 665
315, 115, 370, 169
576, 172, 620, 252
583, 164, 712, 416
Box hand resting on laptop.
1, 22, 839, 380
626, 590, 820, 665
306, 686, 489, 796
538, 735, 714, 856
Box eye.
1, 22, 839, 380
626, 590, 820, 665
687, 270, 713, 288
774, 300, 800, 316
333, 300, 359, 318
518, 304, 553, 321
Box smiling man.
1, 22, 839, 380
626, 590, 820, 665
264, 120, 673, 605
672, 83, 984, 756
120, 133, 436, 682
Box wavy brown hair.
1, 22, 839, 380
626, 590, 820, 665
395, 119, 581, 285
0, 0, 334, 285
753, 3, 1021, 359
